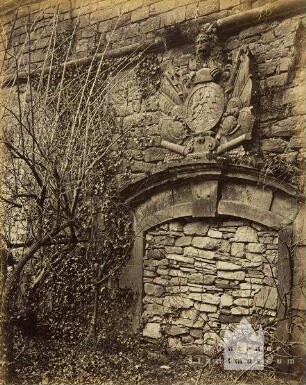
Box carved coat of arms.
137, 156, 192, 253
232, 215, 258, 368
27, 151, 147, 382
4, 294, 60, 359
158, 24, 257, 157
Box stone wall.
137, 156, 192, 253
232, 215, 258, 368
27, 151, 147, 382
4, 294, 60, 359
227, 17, 305, 169
142, 218, 278, 354
0, 0, 290, 63
0, 1, 305, 183
1, 0, 305, 369
113, 14, 304, 184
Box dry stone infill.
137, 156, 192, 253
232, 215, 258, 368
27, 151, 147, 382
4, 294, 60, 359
142, 219, 279, 354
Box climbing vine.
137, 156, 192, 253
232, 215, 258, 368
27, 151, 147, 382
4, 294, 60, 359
135, 52, 162, 99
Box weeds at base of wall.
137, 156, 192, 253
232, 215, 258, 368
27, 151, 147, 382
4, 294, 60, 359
11, 342, 305, 385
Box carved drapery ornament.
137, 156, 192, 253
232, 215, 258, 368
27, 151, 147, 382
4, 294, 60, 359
158, 23, 256, 157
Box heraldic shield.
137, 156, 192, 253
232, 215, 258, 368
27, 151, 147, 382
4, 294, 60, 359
186, 82, 225, 134
158, 37, 256, 157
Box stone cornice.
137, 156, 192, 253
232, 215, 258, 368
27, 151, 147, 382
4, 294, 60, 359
120, 160, 300, 206
216, 0, 305, 32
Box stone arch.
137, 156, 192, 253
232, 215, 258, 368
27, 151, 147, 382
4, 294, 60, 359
119, 161, 301, 337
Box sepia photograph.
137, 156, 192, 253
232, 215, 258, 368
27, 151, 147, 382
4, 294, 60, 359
0, 0, 305, 384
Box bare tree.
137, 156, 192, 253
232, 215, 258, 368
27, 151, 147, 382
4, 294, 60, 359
0, 7, 143, 383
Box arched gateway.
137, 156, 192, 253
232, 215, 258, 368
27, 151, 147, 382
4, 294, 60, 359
119, 160, 303, 360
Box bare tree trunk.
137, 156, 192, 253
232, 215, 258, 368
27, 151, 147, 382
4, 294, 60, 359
1, 241, 43, 383
1, 221, 73, 384
85, 287, 100, 346
0, 249, 8, 384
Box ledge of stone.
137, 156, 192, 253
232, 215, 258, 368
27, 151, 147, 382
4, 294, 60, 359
120, 160, 300, 206
216, 0, 305, 32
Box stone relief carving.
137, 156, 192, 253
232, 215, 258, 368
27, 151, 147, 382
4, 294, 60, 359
158, 23, 256, 157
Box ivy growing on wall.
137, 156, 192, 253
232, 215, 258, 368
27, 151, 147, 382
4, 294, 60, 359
135, 52, 162, 99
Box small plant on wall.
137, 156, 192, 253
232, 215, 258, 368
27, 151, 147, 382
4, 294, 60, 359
135, 52, 162, 99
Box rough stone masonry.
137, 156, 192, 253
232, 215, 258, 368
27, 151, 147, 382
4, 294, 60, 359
142, 218, 278, 354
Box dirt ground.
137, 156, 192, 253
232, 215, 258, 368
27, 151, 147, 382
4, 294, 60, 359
41, 359, 305, 385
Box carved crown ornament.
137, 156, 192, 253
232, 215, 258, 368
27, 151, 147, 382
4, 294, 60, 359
157, 23, 257, 158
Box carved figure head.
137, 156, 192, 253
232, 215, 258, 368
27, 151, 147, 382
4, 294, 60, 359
196, 23, 218, 60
